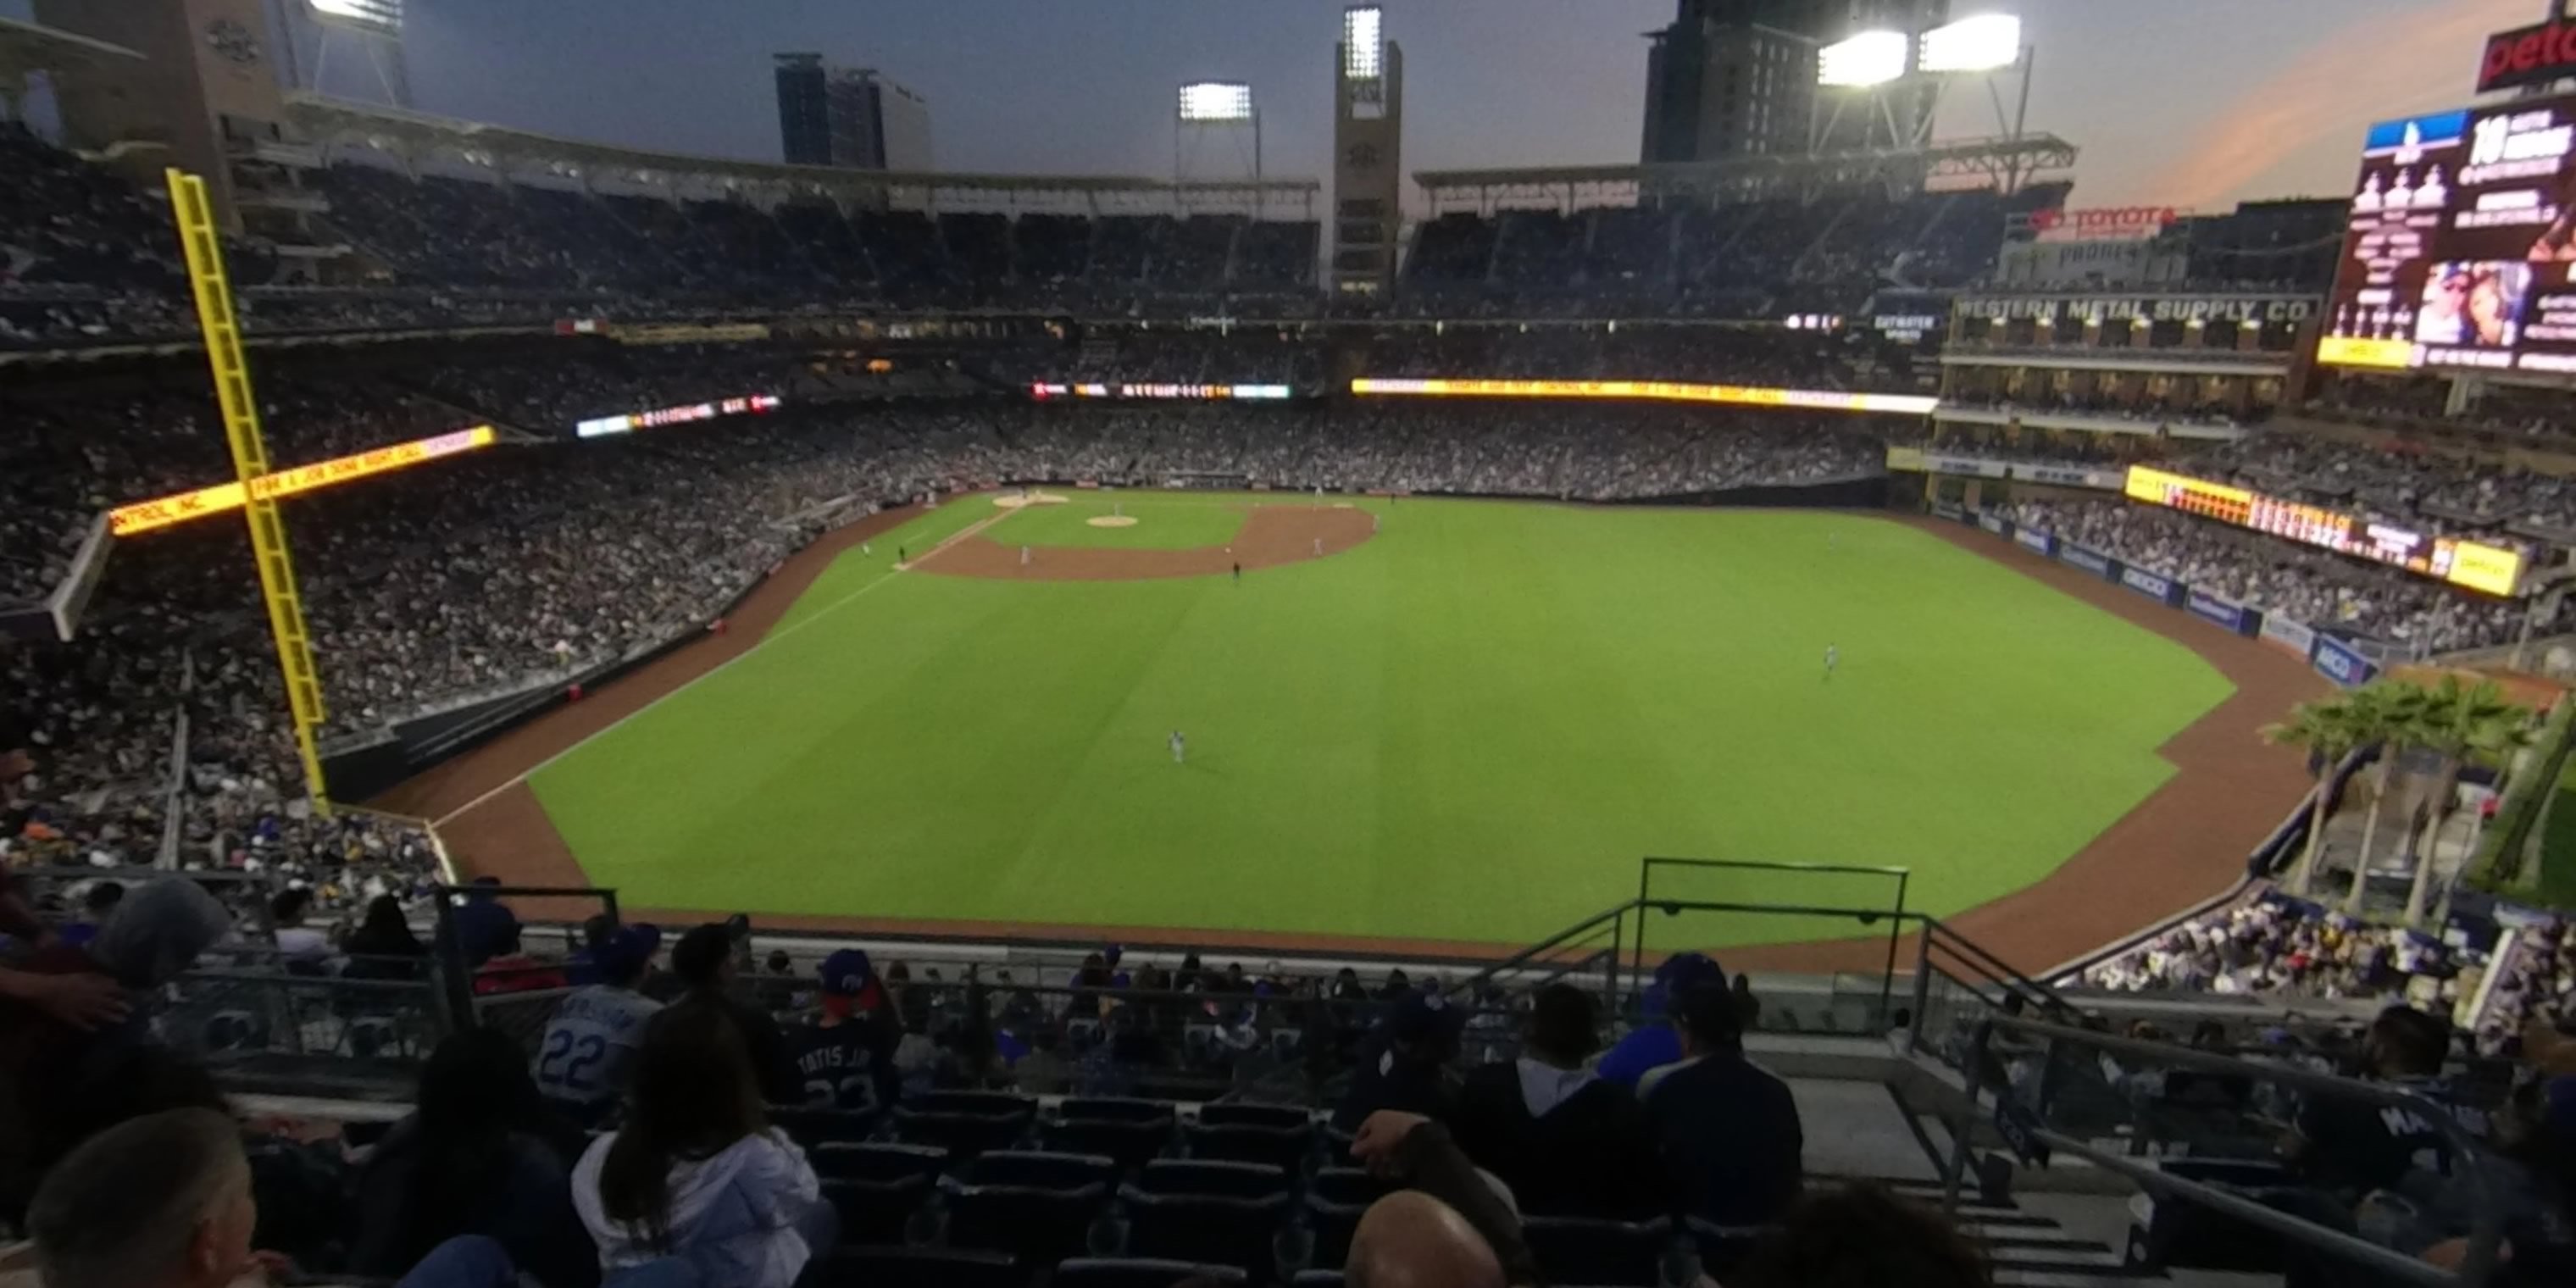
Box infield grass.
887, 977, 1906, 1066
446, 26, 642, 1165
530, 494, 2235, 948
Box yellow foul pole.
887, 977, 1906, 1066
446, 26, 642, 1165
164, 169, 332, 816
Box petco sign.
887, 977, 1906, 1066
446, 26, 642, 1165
2480, 19, 2576, 94
2029, 206, 2181, 242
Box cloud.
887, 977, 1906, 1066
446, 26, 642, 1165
2134, 0, 2533, 208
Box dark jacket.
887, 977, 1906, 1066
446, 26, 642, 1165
1452, 1060, 1663, 1219
349, 1115, 598, 1287
673, 989, 803, 1106
1643, 1053, 1803, 1227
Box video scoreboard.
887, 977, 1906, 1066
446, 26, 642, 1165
2318, 91, 2576, 376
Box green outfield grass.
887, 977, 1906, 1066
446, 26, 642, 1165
528, 494, 2235, 948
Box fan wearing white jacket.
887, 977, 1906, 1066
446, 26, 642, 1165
569, 1004, 837, 1288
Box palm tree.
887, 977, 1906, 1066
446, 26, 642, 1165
2401, 676, 2532, 927
2262, 697, 2367, 897
2342, 680, 2428, 917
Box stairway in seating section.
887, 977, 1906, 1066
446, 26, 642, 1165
1871, 1178, 2148, 1288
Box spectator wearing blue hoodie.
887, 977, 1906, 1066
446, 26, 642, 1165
1596, 952, 1725, 1089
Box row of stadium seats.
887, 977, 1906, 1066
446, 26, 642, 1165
1401, 186, 2063, 317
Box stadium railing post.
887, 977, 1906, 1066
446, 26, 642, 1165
1904, 927, 1935, 1057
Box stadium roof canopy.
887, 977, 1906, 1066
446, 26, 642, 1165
0, 17, 143, 118
1413, 132, 2078, 213
282, 92, 1321, 217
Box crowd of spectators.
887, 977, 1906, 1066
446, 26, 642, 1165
1940, 388, 2268, 430
1360, 327, 1925, 393
4, 125, 2087, 352
7, 868, 2573, 1288
1995, 497, 2545, 652
2178, 432, 2576, 549
2077, 894, 2485, 1010
1404, 184, 2066, 320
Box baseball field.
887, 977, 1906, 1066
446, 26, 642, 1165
418, 490, 2279, 956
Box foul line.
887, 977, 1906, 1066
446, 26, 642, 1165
430, 504, 1019, 828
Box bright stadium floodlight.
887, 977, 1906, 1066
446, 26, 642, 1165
1178, 81, 1254, 123
307, 0, 402, 34
1818, 30, 1908, 87
1918, 14, 2022, 73
1343, 6, 1385, 80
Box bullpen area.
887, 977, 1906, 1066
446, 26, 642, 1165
390, 491, 2323, 967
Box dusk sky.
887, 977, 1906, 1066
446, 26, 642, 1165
11, 0, 2555, 210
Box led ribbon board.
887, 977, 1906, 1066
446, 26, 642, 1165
2124, 465, 2523, 596
110, 426, 497, 536
1347, 377, 1940, 415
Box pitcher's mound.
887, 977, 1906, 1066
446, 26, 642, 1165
1087, 516, 1140, 528
993, 491, 1070, 510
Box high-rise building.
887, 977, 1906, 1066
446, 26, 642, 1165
1640, 0, 1946, 163
1332, 6, 1402, 297
846, 69, 932, 171
774, 53, 931, 171
774, 53, 838, 165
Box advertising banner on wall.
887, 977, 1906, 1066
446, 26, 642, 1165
2013, 526, 2053, 556
2312, 635, 2379, 687
2261, 613, 2320, 659
2120, 565, 2184, 607
2057, 543, 2114, 579
2186, 588, 2251, 635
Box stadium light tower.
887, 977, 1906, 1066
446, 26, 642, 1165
1175, 80, 1262, 211
1813, 13, 2035, 184
275, 0, 411, 107
1334, 4, 1402, 297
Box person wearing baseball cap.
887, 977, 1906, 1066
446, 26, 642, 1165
785, 948, 897, 1114
532, 923, 663, 1123
1596, 951, 1726, 1089
1332, 985, 1464, 1132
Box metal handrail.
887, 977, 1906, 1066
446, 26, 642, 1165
1952, 1014, 2502, 1288
1918, 919, 2085, 1015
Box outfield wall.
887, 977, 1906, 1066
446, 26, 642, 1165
1929, 500, 2380, 697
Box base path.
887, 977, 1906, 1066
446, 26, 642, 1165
384, 502, 2323, 974
919, 503, 1376, 580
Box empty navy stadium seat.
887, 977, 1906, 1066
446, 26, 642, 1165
808, 1246, 1028, 1288
1184, 1119, 1314, 1172
1198, 1102, 1313, 1131
1118, 1160, 1292, 1275
1055, 1257, 1248, 1288
891, 1094, 1035, 1158
813, 1144, 947, 1245
943, 1151, 1119, 1264
772, 1105, 880, 1147
1521, 1213, 1676, 1287
912, 1090, 1041, 1116
1062, 1097, 1181, 1124
1046, 1100, 1179, 1171
811, 1141, 946, 1183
